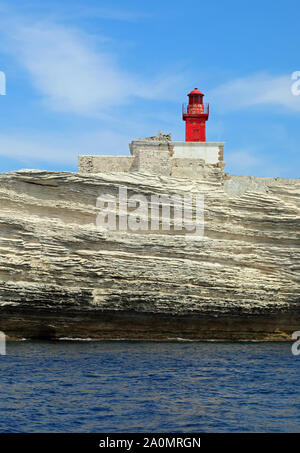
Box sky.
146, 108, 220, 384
0, 0, 299, 177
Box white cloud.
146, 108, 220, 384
226, 150, 261, 169
224, 148, 298, 178
71, 6, 151, 22
9, 23, 137, 114
1, 19, 182, 116
210, 73, 300, 113
0, 130, 130, 167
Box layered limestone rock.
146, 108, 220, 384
0, 169, 299, 340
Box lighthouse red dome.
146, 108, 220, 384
188, 88, 204, 96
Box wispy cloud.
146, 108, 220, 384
0, 16, 182, 116
70, 6, 151, 22
226, 149, 261, 169
0, 129, 130, 167
225, 148, 298, 178
210, 73, 300, 113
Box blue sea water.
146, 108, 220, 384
0, 341, 299, 433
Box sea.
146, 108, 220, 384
0, 341, 299, 433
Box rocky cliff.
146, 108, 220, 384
0, 169, 299, 340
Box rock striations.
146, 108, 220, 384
0, 169, 299, 340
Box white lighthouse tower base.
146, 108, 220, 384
172, 142, 224, 165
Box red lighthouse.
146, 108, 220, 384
182, 88, 209, 142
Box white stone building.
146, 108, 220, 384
78, 133, 226, 182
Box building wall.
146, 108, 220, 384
130, 140, 171, 176
78, 155, 133, 174
171, 158, 224, 182
130, 149, 171, 176
78, 140, 225, 181
172, 142, 224, 165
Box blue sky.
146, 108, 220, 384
0, 0, 299, 177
